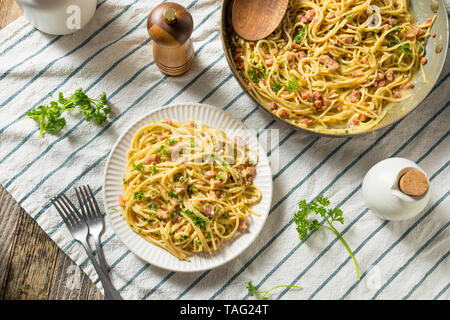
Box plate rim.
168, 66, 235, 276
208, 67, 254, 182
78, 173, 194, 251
102, 102, 273, 272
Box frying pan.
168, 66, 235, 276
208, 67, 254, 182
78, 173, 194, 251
220, 0, 449, 137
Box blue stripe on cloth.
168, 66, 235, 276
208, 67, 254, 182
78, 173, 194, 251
274, 123, 449, 298
0, 0, 108, 80
251, 129, 449, 300
371, 220, 450, 299
136, 70, 449, 299
403, 250, 450, 300
340, 188, 450, 300
0, 22, 151, 167
0, 0, 139, 110
433, 283, 450, 300
206, 81, 450, 300
303, 163, 450, 300
31, 33, 221, 221
0, 0, 210, 169
0, 28, 37, 57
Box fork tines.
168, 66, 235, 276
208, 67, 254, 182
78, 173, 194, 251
51, 193, 84, 227
75, 185, 102, 219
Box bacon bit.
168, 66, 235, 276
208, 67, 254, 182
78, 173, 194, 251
425, 18, 433, 25
319, 55, 339, 71
278, 109, 288, 118
205, 170, 216, 178
432, 33, 437, 38
348, 90, 361, 103
158, 211, 169, 220
387, 18, 397, 26
350, 118, 360, 126
262, 78, 267, 85
413, 25, 425, 36
265, 58, 274, 66
236, 61, 245, 71
386, 70, 394, 82
212, 180, 223, 188
293, 41, 302, 50
167, 205, 176, 213
298, 51, 307, 60
171, 215, 181, 224
305, 9, 316, 22
323, 98, 332, 106
197, 181, 207, 186
164, 119, 172, 125
174, 186, 186, 194
315, 99, 323, 108
337, 107, 343, 112
234, 51, 243, 62
392, 90, 402, 99
326, 12, 336, 19
377, 72, 385, 80
268, 101, 278, 111
170, 198, 179, 207
403, 82, 415, 89
377, 80, 386, 87
298, 15, 309, 24
152, 221, 159, 228
287, 53, 296, 63
352, 70, 363, 77
311, 91, 322, 101
273, 50, 279, 56
245, 166, 256, 177
301, 118, 312, 126
343, 37, 352, 44
208, 190, 217, 199
238, 219, 248, 232
203, 204, 215, 218
118, 195, 125, 208
360, 114, 367, 122
421, 57, 428, 65
300, 91, 310, 100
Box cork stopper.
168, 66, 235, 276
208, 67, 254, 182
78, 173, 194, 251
398, 169, 429, 197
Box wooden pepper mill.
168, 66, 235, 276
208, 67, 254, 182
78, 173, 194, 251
147, 2, 194, 76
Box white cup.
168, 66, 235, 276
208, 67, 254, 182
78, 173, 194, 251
16, 0, 97, 35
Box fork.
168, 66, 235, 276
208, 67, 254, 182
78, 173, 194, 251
51, 192, 123, 300
75, 186, 110, 278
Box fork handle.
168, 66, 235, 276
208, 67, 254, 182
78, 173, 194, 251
79, 242, 123, 300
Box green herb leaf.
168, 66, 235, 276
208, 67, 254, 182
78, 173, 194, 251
294, 196, 360, 280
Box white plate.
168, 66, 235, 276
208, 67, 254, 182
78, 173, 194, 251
102, 103, 273, 272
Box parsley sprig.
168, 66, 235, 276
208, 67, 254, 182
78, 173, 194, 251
246, 281, 302, 300
24, 88, 110, 138
294, 196, 360, 280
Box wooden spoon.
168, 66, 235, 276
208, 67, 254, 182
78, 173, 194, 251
232, 0, 289, 41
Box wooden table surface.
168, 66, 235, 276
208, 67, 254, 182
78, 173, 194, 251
0, 0, 103, 300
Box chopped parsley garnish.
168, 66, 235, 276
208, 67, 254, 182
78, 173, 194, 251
272, 82, 283, 92
133, 163, 144, 172
286, 77, 299, 92
150, 163, 158, 175
399, 44, 411, 57
194, 216, 206, 227
133, 191, 144, 200
169, 190, 178, 199
294, 25, 307, 44
249, 67, 267, 83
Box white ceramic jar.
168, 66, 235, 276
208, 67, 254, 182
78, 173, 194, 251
362, 158, 430, 221
16, 0, 97, 35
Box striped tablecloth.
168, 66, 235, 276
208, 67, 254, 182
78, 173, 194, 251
0, 0, 449, 300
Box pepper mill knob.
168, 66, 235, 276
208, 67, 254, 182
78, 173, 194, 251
147, 2, 194, 76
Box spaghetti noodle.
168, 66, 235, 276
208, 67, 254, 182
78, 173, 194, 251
230, 0, 436, 134
119, 120, 261, 261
